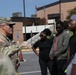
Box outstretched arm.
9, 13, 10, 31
32, 47, 39, 56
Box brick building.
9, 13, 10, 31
10, 0, 76, 43
36, 0, 76, 23
11, 16, 40, 43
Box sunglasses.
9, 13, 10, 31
6, 24, 13, 28
9, 25, 13, 28
39, 34, 46, 37
40, 34, 44, 37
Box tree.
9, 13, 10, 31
66, 7, 76, 20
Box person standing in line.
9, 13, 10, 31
66, 14, 76, 75
0, 18, 30, 73
32, 28, 53, 75
49, 20, 70, 75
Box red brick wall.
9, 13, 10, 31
13, 22, 24, 43
37, 1, 76, 21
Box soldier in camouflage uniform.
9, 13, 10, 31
0, 18, 28, 72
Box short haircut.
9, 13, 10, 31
42, 28, 52, 36
56, 20, 64, 27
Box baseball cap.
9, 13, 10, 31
70, 14, 76, 21
0, 18, 15, 25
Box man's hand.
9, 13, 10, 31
21, 42, 31, 50
21, 42, 28, 47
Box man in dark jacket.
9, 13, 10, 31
50, 21, 70, 75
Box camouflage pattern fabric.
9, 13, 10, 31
0, 33, 24, 70
0, 17, 15, 25
0, 52, 17, 75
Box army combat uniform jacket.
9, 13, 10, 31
0, 52, 17, 75
0, 33, 24, 70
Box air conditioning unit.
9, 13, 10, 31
12, 12, 22, 17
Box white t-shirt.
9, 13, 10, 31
66, 53, 76, 75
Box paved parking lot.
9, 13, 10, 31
18, 52, 50, 75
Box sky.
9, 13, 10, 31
0, 0, 58, 18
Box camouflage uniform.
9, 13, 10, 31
0, 33, 23, 70
0, 52, 17, 75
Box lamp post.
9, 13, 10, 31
23, 0, 26, 17
59, 0, 61, 20
23, 0, 26, 40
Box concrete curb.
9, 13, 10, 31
21, 49, 32, 52
21, 48, 39, 52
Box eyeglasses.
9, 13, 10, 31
68, 23, 75, 27
69, 20, 76, 26
39, 34, 46, 37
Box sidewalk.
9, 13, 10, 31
21, 48, 32, 52
21, 48, 39, 52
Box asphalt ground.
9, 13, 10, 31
18, 52, 50, 75
21, 48, 39, 52
18, 52, 40, 75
